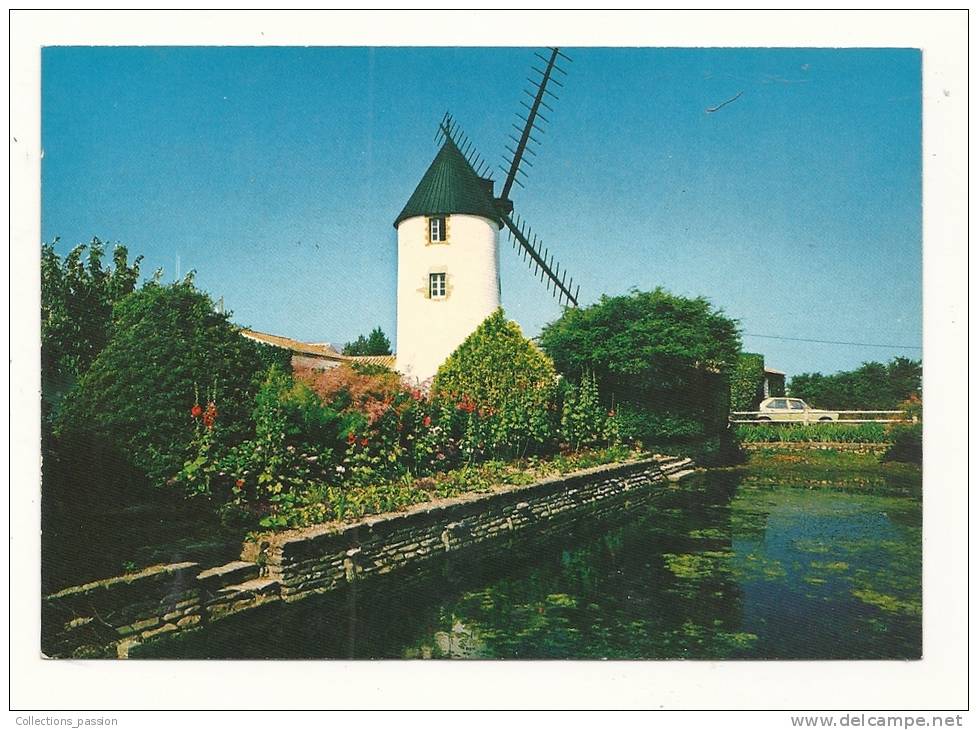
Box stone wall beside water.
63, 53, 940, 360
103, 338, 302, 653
42, 455, 693, 658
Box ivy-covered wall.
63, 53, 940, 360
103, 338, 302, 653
730, 353, 765, 412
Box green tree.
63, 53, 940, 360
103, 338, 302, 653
342, 326, 392, 356
539, 288, 741, 386
55, 280, 275, 485
538, 288, 740, 445
41, 238, 143, 392
433, 309, 558, 457
788, 357, 922, 410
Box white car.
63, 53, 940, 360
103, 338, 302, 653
756, 397, 839, 423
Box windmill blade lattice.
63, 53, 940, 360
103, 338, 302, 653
500, 47, 571, 201
502, 212, 579, 307
436, 112, 494, 180
435, 54, 580, 309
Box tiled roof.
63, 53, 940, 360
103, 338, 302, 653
241, 329, 396, 370
241, 329, 344, 360
349, 354, 397, 369
393, 140, 501, 228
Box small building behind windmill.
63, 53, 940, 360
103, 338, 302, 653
240, 329, 396, 373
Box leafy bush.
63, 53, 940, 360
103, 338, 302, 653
175, 366, 343, 508
615, 403, 705, 443
55, 280, 274, 485
538, 288, 740, 447
881, 396, 922, 465
433, 309, 559, 458
297, 362, 403, 415
539, 288, 741, 388
560, 371, 606, 449
881, 424, 922, 465
730, 353, 764, 412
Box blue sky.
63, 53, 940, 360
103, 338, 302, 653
41, 46, 921, 377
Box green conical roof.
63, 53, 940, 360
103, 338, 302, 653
394, 141, 501, 228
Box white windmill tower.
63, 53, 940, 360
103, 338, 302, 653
394, 48, 579, 383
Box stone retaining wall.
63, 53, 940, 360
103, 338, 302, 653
42, 455, 692, 658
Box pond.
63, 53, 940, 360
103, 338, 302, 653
138, 457, 921, 660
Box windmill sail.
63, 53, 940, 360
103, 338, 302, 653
500, 47, 571, 202
435, 47, 579, 308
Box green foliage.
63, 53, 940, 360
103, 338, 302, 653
788, 357, 922, 410
55, 280, 274, 485
182, 367, 343, 528
539, 288, 740, 447
882, 424, 922, 465
615, 403, 705, 442
342, 326, 392, 356
539, 288, 741, 386
41, 238, 143, 392
730, 353, 765, 412
252, 445, 642, 531
734, 423, 890, 444
561, 371, 607, 449
433, 309, 559, 458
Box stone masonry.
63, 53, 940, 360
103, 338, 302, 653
42, 455, 694, 658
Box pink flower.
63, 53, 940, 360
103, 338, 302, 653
423, 415, 432, 427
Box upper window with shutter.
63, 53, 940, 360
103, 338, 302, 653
429, 216, 447, 243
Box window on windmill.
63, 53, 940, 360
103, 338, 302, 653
429, 216, 447, 243
429, 272, 447, 299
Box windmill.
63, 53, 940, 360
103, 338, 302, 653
393, 47, 578, 382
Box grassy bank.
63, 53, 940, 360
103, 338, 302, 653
734, 422, 892, 444
722, 447, 921, 496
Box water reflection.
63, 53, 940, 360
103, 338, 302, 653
138, 469, 921, 660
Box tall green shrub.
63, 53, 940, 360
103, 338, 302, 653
561, 371, 615, 450
730, 353, 764, 412
539, 288, 740, 445
433, 309, 558, 458
55, 280, 274, 485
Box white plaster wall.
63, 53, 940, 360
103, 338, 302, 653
395, 214, 500, 383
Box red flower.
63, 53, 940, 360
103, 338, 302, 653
235, 478, 245, 489
411, 389, 423, 401
347, 433, 357, 445
202, 402, 218, 429
423, 415, 432, 427
190, 403, 203, 418
360, 437, 369, 447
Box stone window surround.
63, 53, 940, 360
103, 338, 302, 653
417, 266, 453, 301
426, 215, 451, 246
